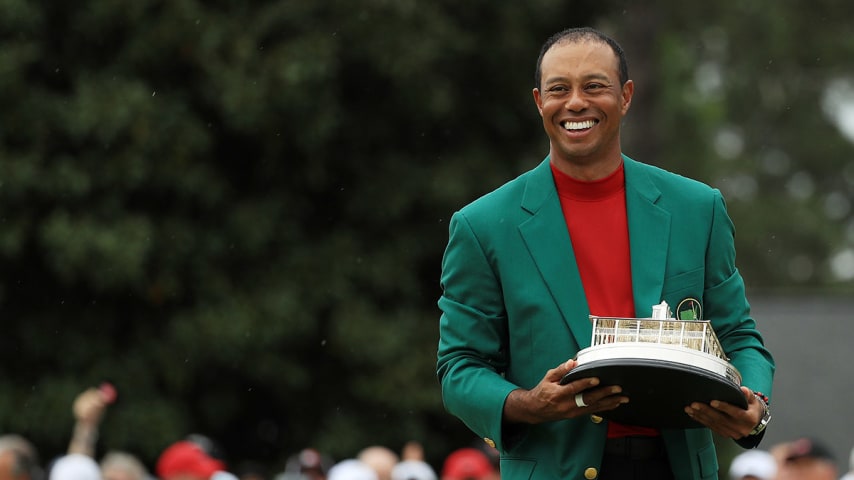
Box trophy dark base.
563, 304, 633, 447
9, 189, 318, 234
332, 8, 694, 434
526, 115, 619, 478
559, 358, 747, 429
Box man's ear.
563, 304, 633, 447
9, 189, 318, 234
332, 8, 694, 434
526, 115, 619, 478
533, 88, 544, 116
621, 80, 634, 115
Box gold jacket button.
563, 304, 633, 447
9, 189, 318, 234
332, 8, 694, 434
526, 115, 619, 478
584, 467, 598, 479
590, 415, 603, 424
483, 437, 496, 448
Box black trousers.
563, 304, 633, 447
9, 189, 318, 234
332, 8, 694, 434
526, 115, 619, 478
598, 436, 675, 480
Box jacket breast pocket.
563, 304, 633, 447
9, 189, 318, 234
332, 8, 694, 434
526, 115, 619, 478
661, 267, 704, 313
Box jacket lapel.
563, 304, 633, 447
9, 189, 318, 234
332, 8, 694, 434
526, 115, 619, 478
518, 159, 591, 350
624, 157, 670, 317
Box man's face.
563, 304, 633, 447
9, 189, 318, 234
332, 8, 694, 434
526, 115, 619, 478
776, 458, 838, 480
533, 40, 633, 176
0, 451, 27, 480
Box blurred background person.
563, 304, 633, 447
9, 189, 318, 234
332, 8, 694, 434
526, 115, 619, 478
278, 448, 332, 480
48, 454, 102, 480
233, 461, 267, 480
67, 383, 117, 457
326, 460, 377, 480
840, 444, 854, 480
727, 449, 776, 480
357, 447, 397, 480
0, 449, 26, 480
439, 448, 497, 480
392, 441, 437, 480
770, 437, 837, 480
0, 435, 42, 480
399, 443, 424, 463
156, 439, 227, 480
100, 451, 149, 480
465, 441, 498, 476
390, 460, 436, 480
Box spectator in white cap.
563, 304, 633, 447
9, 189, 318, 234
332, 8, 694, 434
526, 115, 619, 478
728, 449, 777, 480
49, 454, 102, 480
391, 460, 437, 480
327, 460, 378, 480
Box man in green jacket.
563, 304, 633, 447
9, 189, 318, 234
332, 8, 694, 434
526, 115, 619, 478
436, 26, 775, 480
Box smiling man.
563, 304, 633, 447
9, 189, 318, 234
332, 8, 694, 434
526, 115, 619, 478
533, 35, 630, 180
436, 27, 775, 480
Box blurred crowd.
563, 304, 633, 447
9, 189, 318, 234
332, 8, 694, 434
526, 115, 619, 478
729, 436, 854, 480
3, 385, 853, 480
278, 442, 499, 480
0, 385, 501, 480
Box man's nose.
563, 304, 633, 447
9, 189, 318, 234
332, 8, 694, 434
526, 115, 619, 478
564, 90, 587, 111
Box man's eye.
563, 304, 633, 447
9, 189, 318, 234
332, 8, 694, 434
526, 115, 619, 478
548, 86, 568, 93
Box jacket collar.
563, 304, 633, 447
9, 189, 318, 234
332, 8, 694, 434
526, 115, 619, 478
623, 156, 669, 318
517, 156, 670, 349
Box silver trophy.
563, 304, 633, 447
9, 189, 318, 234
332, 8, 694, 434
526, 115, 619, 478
560, 301, 746, 428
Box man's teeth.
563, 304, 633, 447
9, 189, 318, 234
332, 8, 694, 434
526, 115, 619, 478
562, 120, 595, 130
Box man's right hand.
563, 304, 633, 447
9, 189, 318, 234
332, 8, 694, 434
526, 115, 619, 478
502, 359, 629, 424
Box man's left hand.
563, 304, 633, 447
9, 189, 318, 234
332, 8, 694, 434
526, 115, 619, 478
683, 386, 763, 439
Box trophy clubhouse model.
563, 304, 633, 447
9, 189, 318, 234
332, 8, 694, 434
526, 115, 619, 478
560, 300, 747, 428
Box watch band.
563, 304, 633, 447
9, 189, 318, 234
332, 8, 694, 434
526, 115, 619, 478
749, 393, 771, 436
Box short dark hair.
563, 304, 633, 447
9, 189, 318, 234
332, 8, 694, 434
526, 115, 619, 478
534, 27, 629, 89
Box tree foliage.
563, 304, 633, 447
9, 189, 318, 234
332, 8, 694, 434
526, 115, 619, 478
615, 2, 854, 291
1, 0, 851, 475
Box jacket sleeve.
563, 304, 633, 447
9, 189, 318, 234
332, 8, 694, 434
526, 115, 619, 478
436, 211, 520, 451
704, 191, 776, 446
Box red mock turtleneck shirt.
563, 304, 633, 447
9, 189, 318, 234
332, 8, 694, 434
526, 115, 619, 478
551, 160, 658, 438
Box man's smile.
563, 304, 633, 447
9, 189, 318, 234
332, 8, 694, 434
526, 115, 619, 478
562, 119, 597, 131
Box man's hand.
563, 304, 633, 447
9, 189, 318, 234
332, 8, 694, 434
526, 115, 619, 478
503, 359, 629, 424
684, 386, 764, 439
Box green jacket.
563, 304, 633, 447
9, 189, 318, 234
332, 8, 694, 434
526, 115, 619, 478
437, 155, 775, 480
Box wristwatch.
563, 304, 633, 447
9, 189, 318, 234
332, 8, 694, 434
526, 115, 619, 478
749, 393, 772, 436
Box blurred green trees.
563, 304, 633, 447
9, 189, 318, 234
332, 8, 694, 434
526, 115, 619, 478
1, 0, 852, 475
